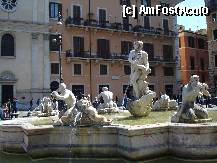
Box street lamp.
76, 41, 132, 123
52, 12, 63, 83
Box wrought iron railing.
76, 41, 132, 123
65, 17, 177, 37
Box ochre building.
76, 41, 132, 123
179, 27, 209, 85
49, 0, 183, 101
205, 0, 217, 95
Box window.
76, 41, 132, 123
99, 85, 109, 93
212, 13, 216, 21
190, 56, 195, 70
1, 34, 14, 56
143, 43, 154, 60
49, 2, 62, 19
49, 35, 59, 51
163, 45, 173, 61
98, 9, 106, 23
97, 39, 110, 58
215, 55, 217, 67
198, 38, 205, 49
120, 0, 131, 6
100, 64, 108, 75
213, 29, 217, 40
165, 85, 173, 97
72, 85, 84, 97
200, 58, 205, 70
73, 37, 84, 57
164, 67, 174, 76
149, 67, 155, 76
163, 19, 169, 33
124, 65, 131, 75
121, 41, 132, 55
149, 85, 154, 91
0, 0, 18, 12
123, 16, 129, 31
74, 64, 81, 75
188, 36, 195, 48
144, 16, 150, 29
73, 5, 81, 25
51, 63, 59, 74
141, 0, 151, 6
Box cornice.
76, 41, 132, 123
0, 21, 49, 34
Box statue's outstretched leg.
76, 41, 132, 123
181, 108, 197, 122
194, 104, 208, 119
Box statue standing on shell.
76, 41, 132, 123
171, 75, 211, 123
127, 41, 156, 117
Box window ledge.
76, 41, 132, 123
0, 56, 16, 59
72, 74, 83, 76
50, 51, 60, 52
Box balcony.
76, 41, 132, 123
65, 49, 129, 60
66, 50, 90, 58
65, 16, 177, 38
149, 56, 176, 64
65, 17, 84, 26
97, 52, 128, 60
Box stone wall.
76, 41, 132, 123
1, 122, 217, 160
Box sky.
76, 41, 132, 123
176, 0, 207, 31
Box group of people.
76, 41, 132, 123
0, 98, 18, 120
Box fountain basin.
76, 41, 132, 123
1, 118, 217, 161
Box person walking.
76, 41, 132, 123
206, 96, 210, 108
36, 98, 40, 106
30, 98, 34, 110
12, 98, 18, 113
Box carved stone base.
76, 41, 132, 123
172, 116, 212, 123
127, 91, 156, 117
77, 113, 112, 126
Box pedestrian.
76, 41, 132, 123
12, 97, 18, 113
7, 99, 12, 114
0, 104, 3, 120
206, 96, 210, 108
30, 98, 33, 110
36, 98, 40, 106
122, 94, 129, 109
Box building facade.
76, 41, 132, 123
0, 0, 50, 104
205, 0, 217, 96
179, 27, 209, 85
49, 0, 183, 101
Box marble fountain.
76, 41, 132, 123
0, 41, 216, 162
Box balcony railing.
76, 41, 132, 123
66, 50, 129, 60
66, 50, 90, 58
65, 16, 177, 37
149, 56, 176, 63
66, 50, 176, 64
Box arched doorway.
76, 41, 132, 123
0, 71, 17, 104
